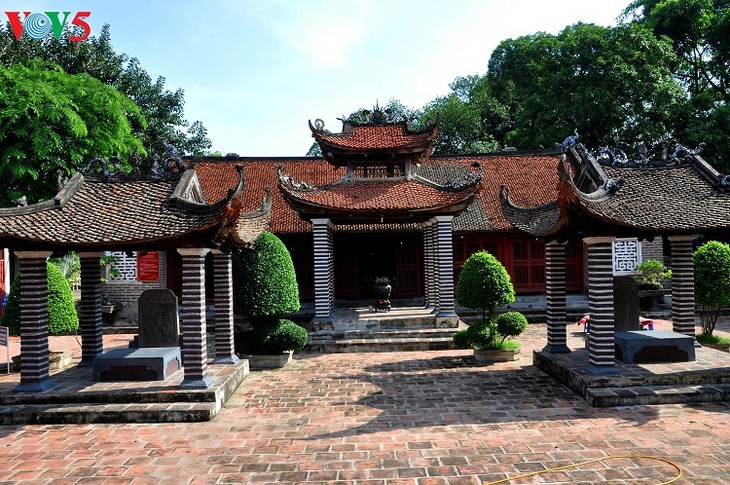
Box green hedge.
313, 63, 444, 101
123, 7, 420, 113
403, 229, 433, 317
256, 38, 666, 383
1, 262, 79, 336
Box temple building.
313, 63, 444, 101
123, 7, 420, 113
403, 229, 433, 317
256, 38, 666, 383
192, 112, 589, 324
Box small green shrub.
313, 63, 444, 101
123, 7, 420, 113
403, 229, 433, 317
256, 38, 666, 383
456, 251, 515, 323
495, 311, 528, 346
1, 262, 79, 336
694, 240, 730, 335
232, 232, 300, 320
632, 259, 672, 289
453, 311, 527, 351
236, 318, 308, 354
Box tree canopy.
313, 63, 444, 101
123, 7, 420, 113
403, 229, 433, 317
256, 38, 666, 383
0, 24, 211, 157
0, 63, 144, 205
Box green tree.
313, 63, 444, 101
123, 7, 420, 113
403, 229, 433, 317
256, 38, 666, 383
232, 232, 306, 354
0, 24, 211, 157
1, 261, 79, 336
456, 251, 515, 323
0, 63, 145, 205
422, 75, 508, 154
624, 0, 730, 171
693, 240, 730, 335
486, 22, 685, 149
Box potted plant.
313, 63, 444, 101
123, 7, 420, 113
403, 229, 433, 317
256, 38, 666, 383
454, 311, 528, 362
454, 251, 524, 362
232, 232, 308, 369
633, 259, 672, 310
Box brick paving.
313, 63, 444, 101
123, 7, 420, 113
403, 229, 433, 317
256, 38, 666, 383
0, 319, 728, 484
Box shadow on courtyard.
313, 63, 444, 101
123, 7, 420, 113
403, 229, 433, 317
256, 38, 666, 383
298, 353, 664, 441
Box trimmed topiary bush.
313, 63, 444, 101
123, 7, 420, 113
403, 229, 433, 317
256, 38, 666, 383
694, 240, 730, 336
1, 262, 79, 336
456, 251, 515, 323
232, 231, 300, 321
232, 232, 306, 356
494, 311, 528, 347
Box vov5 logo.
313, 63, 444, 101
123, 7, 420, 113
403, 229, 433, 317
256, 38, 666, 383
5, 11, 91, 42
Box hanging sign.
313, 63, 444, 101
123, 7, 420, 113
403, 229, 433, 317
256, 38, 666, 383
137, 252, 160, 281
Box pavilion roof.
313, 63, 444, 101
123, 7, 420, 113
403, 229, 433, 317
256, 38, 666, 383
500, 146, 730, 239
0, 167, 271, 252
192, 150, 564, 233
310, 120, 440, 166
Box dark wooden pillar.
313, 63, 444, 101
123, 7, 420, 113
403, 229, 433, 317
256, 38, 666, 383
77, 252, 104, 366
544, 241, 570, 353
583, 237, 619, 375
178, 248, 213, 389
14, 251, 55, 393
669, 235, 696, 337
212, 250, 238, 364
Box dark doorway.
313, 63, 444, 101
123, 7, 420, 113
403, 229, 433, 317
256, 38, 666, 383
334, 234, 422, 299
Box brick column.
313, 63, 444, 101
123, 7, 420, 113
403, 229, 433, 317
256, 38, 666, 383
422, 221, 434, 308
544, 241, 570, 353
14, 251, 55, 392
211, 250, 238, 364
178, 248, 213, 389
583, 237, 619, 375
669, 235, 696, 337
312, 218, 333, 319
434, 216, 456, 317
77, 252, 105, 366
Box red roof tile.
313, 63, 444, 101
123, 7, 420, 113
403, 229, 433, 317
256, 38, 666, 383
194, 152, 563, 234
313, 123, 437, 151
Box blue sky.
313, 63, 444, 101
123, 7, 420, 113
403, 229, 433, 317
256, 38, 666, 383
4, 1, 630, 156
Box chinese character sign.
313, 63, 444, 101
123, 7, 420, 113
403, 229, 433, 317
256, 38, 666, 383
612, 238, 642, 276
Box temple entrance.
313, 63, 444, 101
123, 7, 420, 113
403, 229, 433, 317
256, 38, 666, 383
334, 234, 422, 300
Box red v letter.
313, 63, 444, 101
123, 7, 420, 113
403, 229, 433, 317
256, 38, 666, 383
5, 12, 30, 40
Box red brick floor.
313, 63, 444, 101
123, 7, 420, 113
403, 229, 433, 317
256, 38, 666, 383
0, 319, 728, 484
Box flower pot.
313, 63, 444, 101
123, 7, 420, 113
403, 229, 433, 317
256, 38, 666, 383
243, 350, 293, 370
473, 348, 520, 363
12, 350, 74, 372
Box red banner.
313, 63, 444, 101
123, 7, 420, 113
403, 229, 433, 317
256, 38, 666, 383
137, 252, 160, 281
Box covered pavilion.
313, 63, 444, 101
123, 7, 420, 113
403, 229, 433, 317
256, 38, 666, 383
501, 144, 730, 375
0, 160, 271, 392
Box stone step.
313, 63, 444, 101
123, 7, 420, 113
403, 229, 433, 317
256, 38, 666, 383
0, 401, 218, 425
586, 383, 730, 407
307, 327, 460, 353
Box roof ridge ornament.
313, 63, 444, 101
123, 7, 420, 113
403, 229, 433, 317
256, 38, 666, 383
581, 138, 708, 168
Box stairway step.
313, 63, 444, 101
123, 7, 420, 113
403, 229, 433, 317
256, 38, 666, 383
308, 337, 456, 353
0, 401, 218, 425
586, 383, 730, 407
311, 328, 459, 341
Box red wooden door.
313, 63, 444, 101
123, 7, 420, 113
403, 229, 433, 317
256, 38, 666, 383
335, 248, 359, 299
396, 239, 420, 298
511, 238, 546, 293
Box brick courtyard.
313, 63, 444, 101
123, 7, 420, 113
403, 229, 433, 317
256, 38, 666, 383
0, 318, 729, 484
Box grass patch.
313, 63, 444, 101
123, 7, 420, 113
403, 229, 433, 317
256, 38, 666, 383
696, 333, 730, 348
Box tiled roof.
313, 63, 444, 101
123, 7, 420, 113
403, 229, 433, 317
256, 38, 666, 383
500, 149, 730, 238
0, 169, 266, 251
279, 178, 475, 216
312, 122, 438, 151
193, 152, 564, 233
572, 163, 730, 234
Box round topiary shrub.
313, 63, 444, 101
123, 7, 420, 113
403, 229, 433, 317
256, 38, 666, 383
494, 311, 528, 346
456, 251, 515, 322
1, 262, 79, 336
232, 231, 300, 321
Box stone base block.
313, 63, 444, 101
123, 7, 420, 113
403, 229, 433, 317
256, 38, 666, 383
614, 330, 695, 364
93, 347, 181, 381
